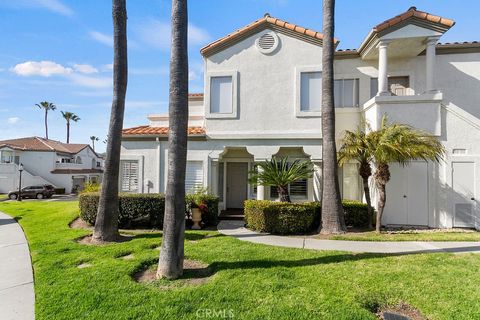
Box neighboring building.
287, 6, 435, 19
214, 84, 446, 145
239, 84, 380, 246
0, 137, 103, 193
121, 7, 480, 229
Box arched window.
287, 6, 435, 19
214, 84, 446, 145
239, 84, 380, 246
75, 156, 82, 164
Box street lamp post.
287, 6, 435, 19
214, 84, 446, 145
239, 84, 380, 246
18, 163, 23, 202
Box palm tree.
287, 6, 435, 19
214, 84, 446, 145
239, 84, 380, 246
61, 111, 80, 143
35, 101, 56, 139
249, 157, 313, 202
338, 127, 375, 229
371, 115, 444, 233
90, 136, 99, 151
320, 0, 346, 234
92, 0, 128, 243
157, 0, 189, 280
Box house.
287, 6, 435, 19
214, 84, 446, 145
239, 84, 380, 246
121, 7, 480, 229
0, 137, 103, 194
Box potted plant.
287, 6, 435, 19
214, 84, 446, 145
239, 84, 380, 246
188, 188, 209, 230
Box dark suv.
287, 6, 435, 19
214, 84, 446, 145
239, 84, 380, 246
8, 185, 55, 200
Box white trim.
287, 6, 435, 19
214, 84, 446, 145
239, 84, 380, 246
205, 70, 239, 119
295, 65, 323, 118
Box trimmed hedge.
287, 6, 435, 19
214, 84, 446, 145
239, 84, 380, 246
79, 192, 220, 229
245, 199, 370, 234
244, 200, 321, 235
79, 193, 165, 228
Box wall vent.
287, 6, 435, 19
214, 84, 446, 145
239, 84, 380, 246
256, 32, 279, 54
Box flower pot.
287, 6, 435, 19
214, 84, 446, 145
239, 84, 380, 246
191, 208, 202, 230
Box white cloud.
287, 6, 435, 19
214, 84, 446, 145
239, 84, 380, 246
102, 63, 114, 71
11, 0, 73, 16
10, 60, 111, 89
11, 60, 72, 77
73, 64, 98, 74
7, 117, 20, 124
89, 31, 113, 47
135, 19, 211, 50
70, 74, 111, 89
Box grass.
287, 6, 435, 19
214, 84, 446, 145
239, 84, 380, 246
0, 201, 479, 319
321, 230, 480, 242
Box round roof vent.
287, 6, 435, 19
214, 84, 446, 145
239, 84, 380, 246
256, 31, 279, 54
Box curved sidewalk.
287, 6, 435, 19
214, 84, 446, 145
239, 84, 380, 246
218, 220, 480, 254
0, 211, 35, 320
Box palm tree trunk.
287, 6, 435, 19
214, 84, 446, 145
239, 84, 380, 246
93, 0, 128, 242
157, 0, 188, 280
44, 110, 48, 139
66, 121, 70, 143
374, 162, 390, 233
320, 0, 346, 234
362, 175, 373, 229
277, 185, 291, 202
359, 161, 373, 229
92, 140, 95, 151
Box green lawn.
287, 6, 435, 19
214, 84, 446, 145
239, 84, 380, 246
322, 230, 480, 242
1, 201, 480, 319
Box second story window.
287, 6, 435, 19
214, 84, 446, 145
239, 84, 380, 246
300, 71, 322, 112
210, 76, 233, 114
334, 79, 359, 108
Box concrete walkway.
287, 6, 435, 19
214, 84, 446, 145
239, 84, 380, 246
218, 220, 480, 254
0, 212, 35, 320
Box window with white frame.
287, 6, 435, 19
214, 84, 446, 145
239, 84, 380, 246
186, 161, 204, 193
334, 79, 359, 108
210, 76, 233, 114
270, 179, 308, 199
300, 71, 322, 112
120, 160, 139, 192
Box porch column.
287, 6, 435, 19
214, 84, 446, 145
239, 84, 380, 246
377, 40, 391, 96
256, 166, 265, 200
425, 37, 439, 93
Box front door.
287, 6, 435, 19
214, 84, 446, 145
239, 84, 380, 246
452, 162, 476, 228
226, 162, 248, 209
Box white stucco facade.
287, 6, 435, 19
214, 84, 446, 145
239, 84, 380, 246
0, 138, 103, 194
121, 9, 480, 229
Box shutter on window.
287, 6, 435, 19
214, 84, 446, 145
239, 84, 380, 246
121, 161, 139, 192
185, 161, 203, 193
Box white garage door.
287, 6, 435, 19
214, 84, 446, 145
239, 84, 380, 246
383, 162, 429, 226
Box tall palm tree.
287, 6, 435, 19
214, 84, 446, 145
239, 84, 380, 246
90, 136, 99, 151
92, 0, 128, 243
371, 116, 444, 233
157, 0, 189, 280
35, 101, 56, 139
248, 157, 313, 202
61, 111, 80, 143
338, 127, 375, 229
320, 0, 346, 234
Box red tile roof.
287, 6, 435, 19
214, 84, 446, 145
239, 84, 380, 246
122, 126, 206, 136
374, 6, 455, 33
201, 14, 337, 56
0, 137, 91, 154
51, 169, 103, 174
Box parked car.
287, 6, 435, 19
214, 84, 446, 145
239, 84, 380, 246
8, 185, 55, 200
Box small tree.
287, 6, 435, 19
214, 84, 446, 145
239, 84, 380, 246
248, 157, 313, 202
61, 111, 80, 143
371, 115, 444, 232
338, 127, 375, 229
36, 101, 56, 139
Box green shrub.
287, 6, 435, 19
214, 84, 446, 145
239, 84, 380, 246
342, 200, 370, 228
244, 200, 369, 234
79, 193, 165, 229
244, 200, 321, 234
82, 182, 101, 193
79, 192, 219, 229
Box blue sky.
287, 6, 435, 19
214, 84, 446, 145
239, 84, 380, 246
0, 0, 478, 152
